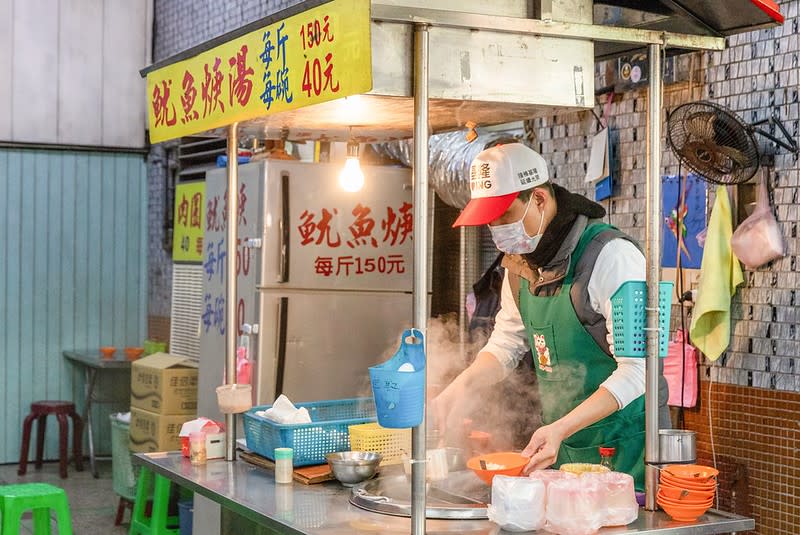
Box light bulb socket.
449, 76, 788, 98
345, 141, 360, 159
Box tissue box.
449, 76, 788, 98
180, 432, 226, 459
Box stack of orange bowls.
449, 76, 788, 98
657, 464, 718, 521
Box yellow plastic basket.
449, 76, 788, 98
348, 423, 411, 466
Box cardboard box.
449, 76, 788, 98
131, 353, 198, 414
129, 407, 195, 453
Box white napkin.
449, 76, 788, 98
256, 394, 312, 424
113, 412, 131, 424
179, 417, 223, 437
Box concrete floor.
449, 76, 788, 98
0, 459, 129, 534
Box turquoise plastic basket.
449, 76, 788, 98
242, 398, 376, 466
610, 281, 674, 357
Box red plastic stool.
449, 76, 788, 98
18, 401, 84, 479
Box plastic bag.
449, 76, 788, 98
731, 175, 785, 270
582, 471, 639, 527
487, 475, 546, 532
663, 329, 698, 408
545, 478, 605, 535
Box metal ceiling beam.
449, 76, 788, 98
372, 4, 725, 51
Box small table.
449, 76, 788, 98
63, 350, 133, 478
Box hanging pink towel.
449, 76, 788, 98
663, 329, 699, 408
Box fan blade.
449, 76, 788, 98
713, 144, 749, 174
684, 112, 716, 140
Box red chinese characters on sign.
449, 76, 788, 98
298, 202, 412, 278
298, 208, 342, 247
382, 202, 413, 246
313, 255, 406, 277
228, 45, 255, 108
346, 203, 378, 248
180, 71, 199, 124
206, 184, 248, 232
152, 80, 177, 127
299, 14, 340, 98
201, 57, 226, 117
190, 193, 203, 229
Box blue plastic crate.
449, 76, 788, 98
610, 281, 674, 357
242, 398, 376, 466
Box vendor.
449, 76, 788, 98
432, 143, 669, 490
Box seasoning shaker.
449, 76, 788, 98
274, 447, 294, 484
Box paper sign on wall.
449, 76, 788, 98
585, 127, 614, 201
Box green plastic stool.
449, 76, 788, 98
0, 482, 72, 535
129, 468, 179, 535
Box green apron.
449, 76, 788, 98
519, 223, 646, 490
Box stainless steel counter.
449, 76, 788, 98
133, 452, 755, 535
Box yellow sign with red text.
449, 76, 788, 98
173, 181, 205, 263
146, 0, 372, 143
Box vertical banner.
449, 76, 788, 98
146, 0, 372, 143
173, 181, 206, 263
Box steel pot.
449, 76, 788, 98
658, 429, 696, 464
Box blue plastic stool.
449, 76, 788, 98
0, 482, 73, 535
129, 468, 179, 535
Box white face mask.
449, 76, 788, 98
488, 197, 545, 255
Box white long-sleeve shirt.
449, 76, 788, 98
482, 238, 647, 409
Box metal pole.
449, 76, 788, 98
411, 22, 429, 535
226, 122, 240, 462
644, 43, 662, 511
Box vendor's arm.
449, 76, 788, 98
523, 238, 646, 472
432, 273, 530, 433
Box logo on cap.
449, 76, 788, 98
470, 162, 494, 192
516, 167, 540, 185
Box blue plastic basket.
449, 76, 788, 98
610, 281, 674, 357
242, 398, 376, 466
369, 329, 425, 429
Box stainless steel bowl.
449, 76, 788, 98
445, 447, 467, 472
326, 451, 382, 486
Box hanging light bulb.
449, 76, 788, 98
339, 141, 364, 192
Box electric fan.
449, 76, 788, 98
666, 100, 797, 184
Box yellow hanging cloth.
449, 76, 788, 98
689, 186, 744, 361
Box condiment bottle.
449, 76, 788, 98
274, 447, 294, 484
599, 446, 616, 471
189, 431, 207, 466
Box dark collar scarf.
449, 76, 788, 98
524, 184, 606, 269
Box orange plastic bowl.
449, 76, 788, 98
662, 464, 718, 482
661, 472, 716, 491
467, 452, 528, 485
125, 347, 145, 361
658, 483, 715, 502
658, 498, 712, 522
658, 490, 714, 508
100, 346, 117, 359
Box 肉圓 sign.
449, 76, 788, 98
146, 0, 372, 143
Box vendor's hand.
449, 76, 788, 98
521, 423, 566, 474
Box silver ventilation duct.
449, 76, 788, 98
374, 131, 522, 210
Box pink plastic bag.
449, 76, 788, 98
731, 175, 785, 270
663, 329, 698, 408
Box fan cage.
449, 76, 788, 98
666, 101, 760, 185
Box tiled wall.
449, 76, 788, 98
527, 2, 799, 533
684, 381, 800, 534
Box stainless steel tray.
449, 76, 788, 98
349, 470, 490, 520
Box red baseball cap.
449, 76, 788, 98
453, 143, 550, 227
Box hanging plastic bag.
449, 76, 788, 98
369, 329, 426, 428
662, 329, 698, 408
731, 175, 785, 270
